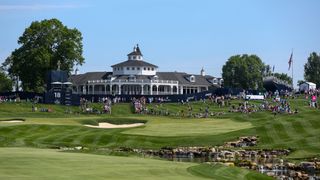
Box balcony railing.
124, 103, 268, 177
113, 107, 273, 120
87, 79, 179, 85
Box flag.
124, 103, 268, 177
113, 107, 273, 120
272, 65, 275, 72
288, 52, 293, 70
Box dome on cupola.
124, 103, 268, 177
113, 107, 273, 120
127, 44, 143, 60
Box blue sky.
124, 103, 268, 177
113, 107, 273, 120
1, 0, 320, 87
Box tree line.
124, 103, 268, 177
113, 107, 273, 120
0, 18, 320, 92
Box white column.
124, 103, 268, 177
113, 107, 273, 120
118, 85, 121, 95
156, 85, 159, 95
150, 85, 153, 95
104, 85, 107, 94
141, 85, 144, 95
92, 85, 95, 95
170, 86, 173, 95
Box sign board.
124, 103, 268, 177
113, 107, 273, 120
245, 95, 264, 100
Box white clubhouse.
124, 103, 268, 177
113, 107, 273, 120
70, 45, 223, 95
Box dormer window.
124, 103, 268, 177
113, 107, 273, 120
152, 75, 158, 80
132, 67, 135, 70
133, 56, 136, 60
189, 75, 195, 82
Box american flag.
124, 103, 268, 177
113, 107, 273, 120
288, 53, 293, 70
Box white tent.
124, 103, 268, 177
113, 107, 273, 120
299, 82, 316, 92
51, 81, 62, 85
62, 82, 72, 85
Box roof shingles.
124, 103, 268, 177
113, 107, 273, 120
70, 71, 215, 86
111, 60, 158, 68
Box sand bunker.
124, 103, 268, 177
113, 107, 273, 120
85, 122, 144, 129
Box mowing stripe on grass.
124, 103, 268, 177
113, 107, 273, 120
291, 120, 307, 134
272, 122, 290, 140
255, 126, 274, 144
264, 123, 282, 144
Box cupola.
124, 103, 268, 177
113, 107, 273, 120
127, 44, 143, 61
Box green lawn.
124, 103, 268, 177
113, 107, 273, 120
124, 117, 252, 137
0, 147, 270, 180
0, 96, 320, 179
1, 98, 320, 156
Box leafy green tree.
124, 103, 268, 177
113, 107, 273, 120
222, 54, 265, 90
0, 70, 12, 92
2, 18, 84, 92
304, 52, 320, 87
272, 73, 292, 85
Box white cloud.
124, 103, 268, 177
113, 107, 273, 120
0, 4, 87, 11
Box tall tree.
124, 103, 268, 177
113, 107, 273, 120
222, 54, 265, 90
304, 52, 320, 87
0, 70, 13, 92
2, 18, 84, 92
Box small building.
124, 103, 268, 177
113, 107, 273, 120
299, 82, 317, 92
70, 45, 223, 95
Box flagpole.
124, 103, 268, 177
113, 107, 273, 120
291, 49, 294, 90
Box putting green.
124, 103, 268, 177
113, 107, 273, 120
124, 118, 252, 137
